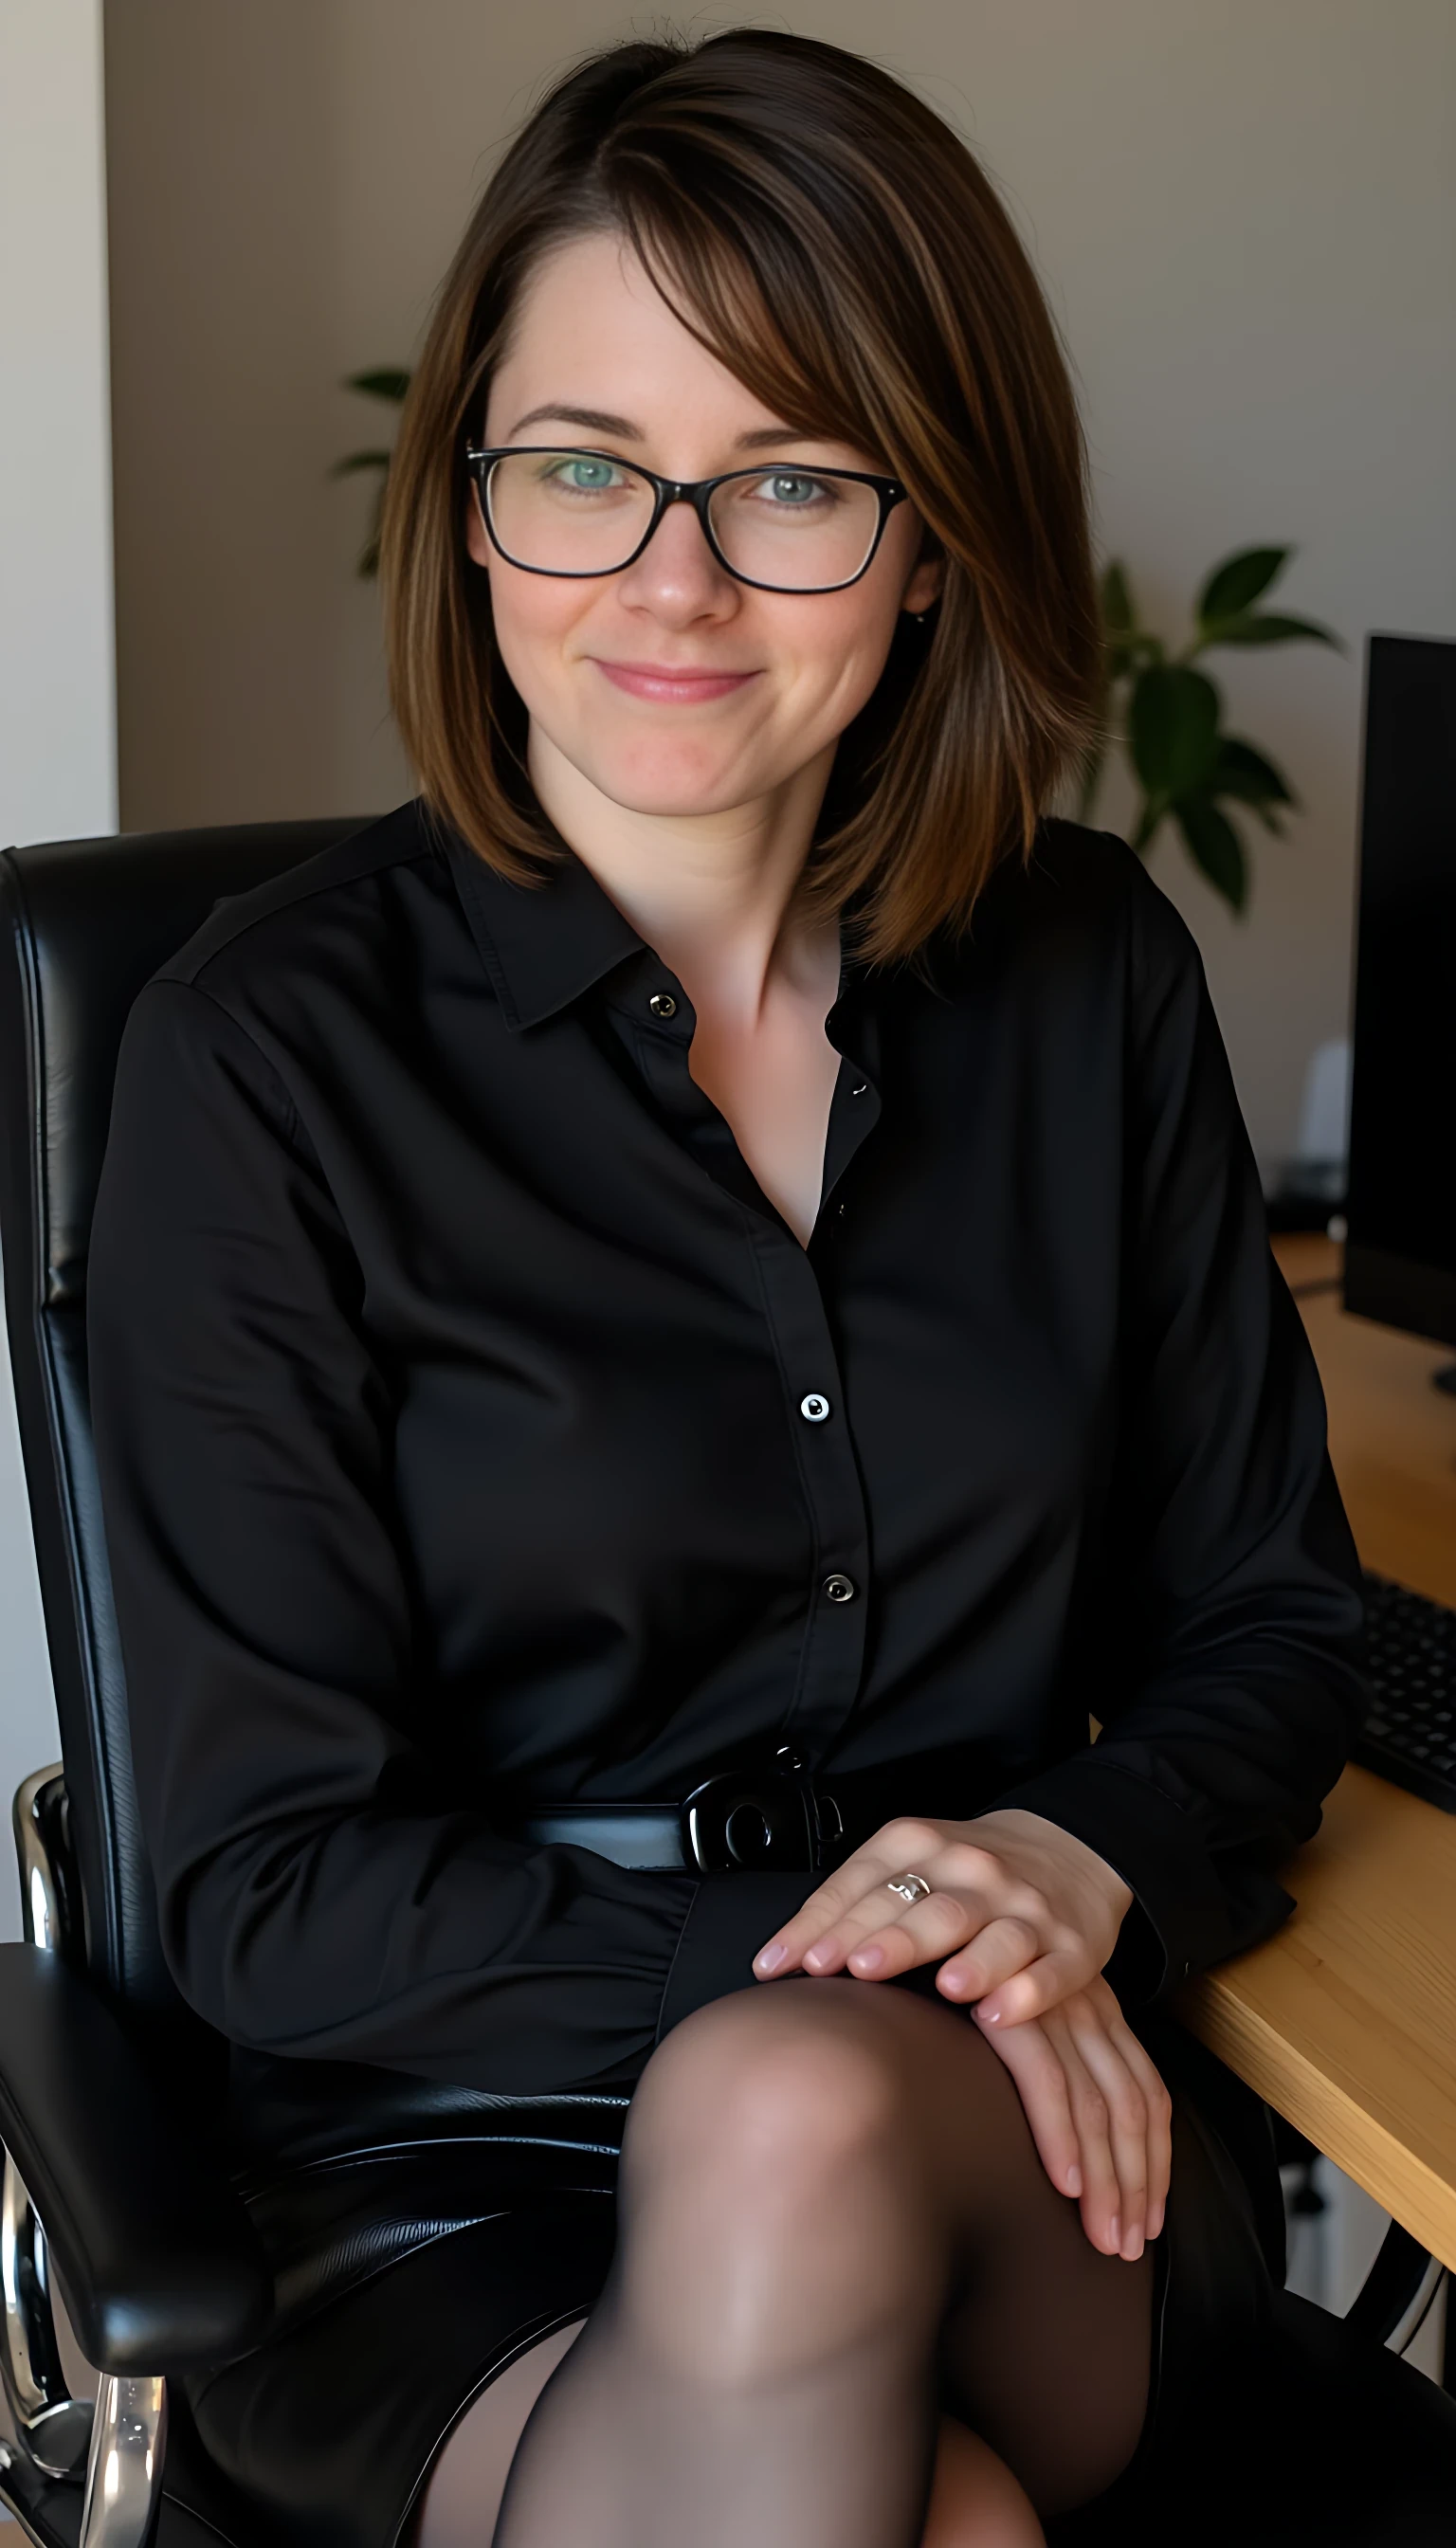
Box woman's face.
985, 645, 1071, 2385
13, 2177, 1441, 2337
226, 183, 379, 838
470, 230, 941, 823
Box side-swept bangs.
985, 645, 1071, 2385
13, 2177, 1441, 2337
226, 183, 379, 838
380, 28, 1100, 967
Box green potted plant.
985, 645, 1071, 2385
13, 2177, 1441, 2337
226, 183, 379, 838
1079, 548, 1341, 913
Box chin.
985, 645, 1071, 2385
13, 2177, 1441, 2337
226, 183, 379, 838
585, 741, 763, 820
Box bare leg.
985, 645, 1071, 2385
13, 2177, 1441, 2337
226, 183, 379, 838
481, 1978, 1152, 2548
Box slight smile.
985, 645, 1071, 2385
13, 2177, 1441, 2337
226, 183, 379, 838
592, 659, 760, 704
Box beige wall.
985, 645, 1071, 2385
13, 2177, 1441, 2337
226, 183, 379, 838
104, 0, 1456, 1161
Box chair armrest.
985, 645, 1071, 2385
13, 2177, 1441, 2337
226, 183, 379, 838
0, 1943, 271, 2373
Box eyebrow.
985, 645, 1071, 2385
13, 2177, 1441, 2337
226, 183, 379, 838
505, 402, 823, 452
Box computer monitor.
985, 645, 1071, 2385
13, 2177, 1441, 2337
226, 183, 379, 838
1344, 632, 1456, 1347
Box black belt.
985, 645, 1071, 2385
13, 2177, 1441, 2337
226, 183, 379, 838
507, 1742, 1002, 1876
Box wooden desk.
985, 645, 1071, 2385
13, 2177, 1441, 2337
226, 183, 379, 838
1176, 1234, 1456, 2268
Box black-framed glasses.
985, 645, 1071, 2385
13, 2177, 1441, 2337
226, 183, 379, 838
464, 445, 908, 593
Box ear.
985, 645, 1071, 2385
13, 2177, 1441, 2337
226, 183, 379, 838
901, 549, 945, 617
464, 482, 492, 572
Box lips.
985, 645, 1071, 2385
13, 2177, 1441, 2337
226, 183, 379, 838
592, 659, 759, 704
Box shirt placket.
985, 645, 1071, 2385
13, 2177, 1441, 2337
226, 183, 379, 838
604, 952, 883, 1768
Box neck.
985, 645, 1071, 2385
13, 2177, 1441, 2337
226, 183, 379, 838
526, 724, 840, 1028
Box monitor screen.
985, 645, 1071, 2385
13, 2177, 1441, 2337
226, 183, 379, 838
1344, 632, 1456, 1346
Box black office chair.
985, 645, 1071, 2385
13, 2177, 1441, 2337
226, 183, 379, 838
0, 820, 1454, 2548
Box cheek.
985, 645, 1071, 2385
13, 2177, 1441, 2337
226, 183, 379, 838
779, 592, 905, 728
486, 569, 592, 712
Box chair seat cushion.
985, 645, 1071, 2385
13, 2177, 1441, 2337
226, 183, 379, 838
174, 2138, 621, 2548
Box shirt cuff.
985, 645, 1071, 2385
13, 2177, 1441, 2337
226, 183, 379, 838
990, 1754, 1235, 2005
655, 1873, 816, 2045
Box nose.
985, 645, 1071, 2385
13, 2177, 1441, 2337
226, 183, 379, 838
615, 490, 738, 624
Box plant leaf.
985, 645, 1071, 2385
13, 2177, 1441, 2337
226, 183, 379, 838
1101, 559, 1135, 634
1128, 664, 1221, 797
329, 449, 394, 479
344, 367, 412, 403
1200, 610, 1342, 650
1175, 795, 1247, 912
1210, 735, 1295, 809
1196, 546, 1287, 626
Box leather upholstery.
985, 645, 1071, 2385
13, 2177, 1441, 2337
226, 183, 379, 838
0, 821, 361, 2021
0, 1942, 270, 2372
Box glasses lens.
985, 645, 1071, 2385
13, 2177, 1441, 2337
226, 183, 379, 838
486, 450, 656, 573
707, 469, 880, 591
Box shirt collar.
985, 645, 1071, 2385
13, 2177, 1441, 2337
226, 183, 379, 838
446, 824, 874, 1033
445, 830, 646, 1032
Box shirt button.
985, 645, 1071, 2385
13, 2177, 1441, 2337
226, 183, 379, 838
799, 1392, 831, 1423
822, 1573, 857, 1603
648, 992, 677, 1018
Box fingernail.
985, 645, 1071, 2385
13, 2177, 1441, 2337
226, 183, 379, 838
1065, 2165, 1083, 2197
755, 1943, 787, 1975
1123, 2229, 1144, 2261
1149, 2204, 1164, 2239
1107, 2214, 1119, 2251
850, 1944, 884, 1975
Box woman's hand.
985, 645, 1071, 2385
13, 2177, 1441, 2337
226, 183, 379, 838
973, 1977, 1173, 2260
752, 1808, 1134, 2026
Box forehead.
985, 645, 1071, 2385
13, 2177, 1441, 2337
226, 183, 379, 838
485, 229, 781, 436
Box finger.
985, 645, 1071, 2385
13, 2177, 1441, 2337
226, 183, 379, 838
752, 1819, 945, 1975
974, 1939, 1098, 2028
972, 2011, 1083, 2203
1041, 2007, 1122, 2257
931, 1916, 1046, 2001
841, 1887, 1008, 1980
828, 1844, 1046, 1977
1095, 1999, 1174, 2237
1062, 1995, 1152, 2258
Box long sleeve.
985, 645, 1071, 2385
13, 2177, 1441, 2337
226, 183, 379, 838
87, 976, 805, 2094
997, 859, 1369, 2000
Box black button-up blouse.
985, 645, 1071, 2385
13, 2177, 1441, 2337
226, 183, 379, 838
87, 800, 1368, 2101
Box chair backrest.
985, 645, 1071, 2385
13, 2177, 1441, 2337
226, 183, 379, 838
0, 822, 363, 2034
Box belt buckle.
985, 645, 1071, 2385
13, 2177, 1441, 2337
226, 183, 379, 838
680, 1758, 819, 1875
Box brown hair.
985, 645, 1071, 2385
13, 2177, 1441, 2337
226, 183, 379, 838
381, 28, 1099, 967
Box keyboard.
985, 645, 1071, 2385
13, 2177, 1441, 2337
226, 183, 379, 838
1356, 1572, 1456, 1813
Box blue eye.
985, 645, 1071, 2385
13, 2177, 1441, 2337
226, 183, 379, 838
540, 455, 621, 491
767, 474, 823, 505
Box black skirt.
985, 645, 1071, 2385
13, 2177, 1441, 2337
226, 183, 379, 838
160, 1991, 1291, 2548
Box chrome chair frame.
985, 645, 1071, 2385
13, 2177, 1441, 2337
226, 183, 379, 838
0, 1769, 167, 2548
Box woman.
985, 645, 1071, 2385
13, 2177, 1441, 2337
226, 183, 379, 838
87, 28, 1365, 2548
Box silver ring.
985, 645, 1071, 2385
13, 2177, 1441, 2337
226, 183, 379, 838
885, 1871, 932, 1905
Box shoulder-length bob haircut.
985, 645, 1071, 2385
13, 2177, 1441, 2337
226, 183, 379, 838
381, 27, 1100, 968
